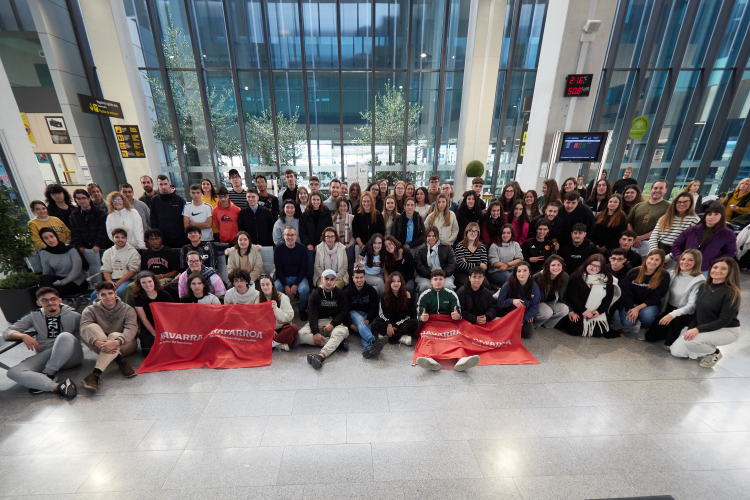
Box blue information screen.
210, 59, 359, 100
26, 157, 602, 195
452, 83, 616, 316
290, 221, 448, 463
558, 133, 607, 162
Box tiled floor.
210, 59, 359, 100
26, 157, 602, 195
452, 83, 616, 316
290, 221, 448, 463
1, 280, 750, 500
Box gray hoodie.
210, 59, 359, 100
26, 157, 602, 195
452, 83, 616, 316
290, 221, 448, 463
2, 305, 81, 351
80, 297, 138, 348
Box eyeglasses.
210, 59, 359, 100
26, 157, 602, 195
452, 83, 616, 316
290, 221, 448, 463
587, 264, 602, 270
610, 257, 625, 262
112, 198, 123, 203
39, 297, 60, 304
468, 229, 478, 234
676, 200, 690, 205
188, 259, 201, 264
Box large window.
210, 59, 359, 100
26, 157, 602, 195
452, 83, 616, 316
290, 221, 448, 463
590, 0, 750, 198
125, 0, 469, 192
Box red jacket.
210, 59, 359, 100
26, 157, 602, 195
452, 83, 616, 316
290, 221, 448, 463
212, 201, 241, 243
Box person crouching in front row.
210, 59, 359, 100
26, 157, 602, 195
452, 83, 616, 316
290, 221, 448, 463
300, 269, 350, 369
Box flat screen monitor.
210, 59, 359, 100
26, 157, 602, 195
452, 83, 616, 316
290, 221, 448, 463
558, 132, 608, 162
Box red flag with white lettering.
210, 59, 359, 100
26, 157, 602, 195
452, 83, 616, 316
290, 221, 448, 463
137, 302, 276, 373
412, 307, 538, 365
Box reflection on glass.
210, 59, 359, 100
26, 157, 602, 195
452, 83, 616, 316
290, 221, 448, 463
512, 0, 547, 70
139, 70, 180, 183
681, 0, 724, 68
342, 72, 372, 179
156, 0, 195, 68
123, 0, 160, 68
615, 0, 655, 69
444, 0, 470, 70
308, 71, 341, 183
267, 0, 303, 69
411, 0, 446, 70
657, 70, 699, 190
409, 71, 439, 185
598, 71, 636, 179
273, 70, 309, 176
226, 0, 267, 69
204, 71, 242, 185
714, 0, 750, 69
303, 0, 338, 69
239, 70, 274, 173
438, 72, 463, 183
189, 0, 231, 67
648, 0, 688, 69
375, 0, 408, 69
340, 0, 372, 69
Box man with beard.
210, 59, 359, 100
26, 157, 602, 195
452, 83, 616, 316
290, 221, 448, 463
150, 175, 187, 247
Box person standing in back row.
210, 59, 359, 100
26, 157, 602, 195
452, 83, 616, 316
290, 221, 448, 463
237, 188, 275, 247
150, 175, 187, 248
612, 167, 639, 194
227, 169, 248, 209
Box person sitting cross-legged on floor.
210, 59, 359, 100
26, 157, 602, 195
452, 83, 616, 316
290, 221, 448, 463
81, 281, 139, 391
415, 270, 473, 371
496, 261, 541, 339
2, 287, 81, 398
133, 271, 173, 356
90, 227, 141, 304
224, 268, 259, 305
670, 257, 742, 369
532, 255, 570, 329
300, 269, 350, 369
255, 274, 298, 351
345, 268, 387, 359
370, 271, 419, 347
456, 266, 497, 328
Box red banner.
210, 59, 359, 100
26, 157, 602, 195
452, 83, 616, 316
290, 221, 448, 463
413, 307, 538, 366
137, 302, 276, 373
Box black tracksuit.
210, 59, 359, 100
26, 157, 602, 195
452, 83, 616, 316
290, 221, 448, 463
237, 206, 275, 247
345, 282, 379, 324
371, 294, 419, 343
307, 286, 349, 334
522, 238, 554, 274
456, 285, 497, 324
557, 238, 599, 275
150, 192, 187, 247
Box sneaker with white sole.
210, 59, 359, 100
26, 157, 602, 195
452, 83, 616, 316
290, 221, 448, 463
663, 343, 671, 352
276, 343, 290, 351
53, 378, 77, 399
399, 335, 412, 346
699, 349, 722, 368
416, 357, 440, 370
636, 330, 646, 341
454, 355, 481, 372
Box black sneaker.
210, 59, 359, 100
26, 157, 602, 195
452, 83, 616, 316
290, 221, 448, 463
54, 378, 78, 399
309, 354, 324, 369
300, 310, 308, 322
29, 373, 56, 394
363, 336, 387, 359
338, 339, 349, 352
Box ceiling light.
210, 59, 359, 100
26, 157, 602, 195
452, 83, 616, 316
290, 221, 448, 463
421, 53, 427, 58
244, 86, 249, 90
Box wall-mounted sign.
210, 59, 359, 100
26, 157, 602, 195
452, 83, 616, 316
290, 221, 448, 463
78, 94, 124, 118
45, 116, 72, 144
564, 74, 593, 97
114, 125, 146, 158
629, 115, 650, 140
21, 113, 35, 146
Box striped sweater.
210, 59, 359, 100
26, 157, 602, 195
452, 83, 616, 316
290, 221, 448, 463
648, 215, 700, 260
454, 243, 488, 271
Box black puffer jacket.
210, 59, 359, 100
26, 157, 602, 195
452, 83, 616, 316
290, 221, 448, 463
69, 206, 112, 250
299, 207, 333, 247
390, 211, 425, 248
414, 243, 456, 278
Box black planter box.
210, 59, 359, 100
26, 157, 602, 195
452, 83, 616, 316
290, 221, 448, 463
0, 286, 39, 323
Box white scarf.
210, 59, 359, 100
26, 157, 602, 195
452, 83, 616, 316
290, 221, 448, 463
581, 273, 621, 337
323, 243, 339, 271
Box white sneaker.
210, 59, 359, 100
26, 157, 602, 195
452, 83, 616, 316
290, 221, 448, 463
276, 343, 290, 351
399, 335, 412, 346
416, 357, 440, 371
699, 350, 722, 368
454, 355, 481, 372
271, 340, 280, 348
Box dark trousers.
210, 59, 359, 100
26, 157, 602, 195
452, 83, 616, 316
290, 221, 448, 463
139, 327, 155, 355
557, 314, 610, 337
497, 305, 534, 338
371, 317, 419, 344
39, 275, 88, 296
644, 305, 693, 346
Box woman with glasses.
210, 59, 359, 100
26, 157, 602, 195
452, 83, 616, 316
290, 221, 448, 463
314, 227, 349, 289
453, 222, 488, 289
105, 191, 145, 249
133, 271, 172, 356
255, 274, 298, 351
394, 181, 407, 212
558, 254, 619, 337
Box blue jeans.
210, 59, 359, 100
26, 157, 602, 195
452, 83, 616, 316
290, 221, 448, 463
90, 280, 132, 305
275, 277, 309, 310
620, 305, 660, 329
488, 270, 512, 287
350, 310, 374, 348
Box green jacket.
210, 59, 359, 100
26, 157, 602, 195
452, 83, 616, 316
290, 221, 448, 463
416, 287, 461, 320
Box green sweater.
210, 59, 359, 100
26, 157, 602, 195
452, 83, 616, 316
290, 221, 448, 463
415, 287, 461, 321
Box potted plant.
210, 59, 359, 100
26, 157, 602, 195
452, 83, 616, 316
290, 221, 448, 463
466, 160, 485, 195
0, 186, 39, 322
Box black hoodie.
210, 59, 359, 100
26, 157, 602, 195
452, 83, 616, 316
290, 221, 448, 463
307, 286, 349, 334
150, 192, 186, 244
559, 203, 595, 246
557, 237, 598, 275
619, 268, 670, 310
344, 281, 379, 322
456, 285, 497, 324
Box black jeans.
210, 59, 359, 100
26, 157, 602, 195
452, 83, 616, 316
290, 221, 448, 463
644, 305, 693, 346
138, 327, 156, 355
371, 318, 420, 344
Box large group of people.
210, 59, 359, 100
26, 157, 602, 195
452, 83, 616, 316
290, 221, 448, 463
5, 168, 745, 398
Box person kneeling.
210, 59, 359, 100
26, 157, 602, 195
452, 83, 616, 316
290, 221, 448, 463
300, 269, 350, 369
371, 272, 419, 347
255, 274, 298, 351
415, 270, 470, 371
2, 287, 81, 398
496, 261, 540, 339
81, 281, 139, 391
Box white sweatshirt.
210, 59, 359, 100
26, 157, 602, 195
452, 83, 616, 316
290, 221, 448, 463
107, 208, 145, 249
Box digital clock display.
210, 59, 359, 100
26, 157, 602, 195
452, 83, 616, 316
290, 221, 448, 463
564, 74, 593, 97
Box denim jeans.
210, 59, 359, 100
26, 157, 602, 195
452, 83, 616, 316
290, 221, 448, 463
275, 277, 310, 309
488, 270, 512, 287
620, 304, 660, 329
90, 279, 132, 305
350, 310, 374, 348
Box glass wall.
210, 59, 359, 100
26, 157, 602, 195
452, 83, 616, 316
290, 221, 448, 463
487, 0, 548, 196
590, 0, 750, 199
125, 0, 469, 192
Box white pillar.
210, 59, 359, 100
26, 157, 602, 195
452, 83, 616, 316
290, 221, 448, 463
79, 0, 162, 197
515, 0, 616, 192
0, 58, 47, 209
453, 0, 507, 195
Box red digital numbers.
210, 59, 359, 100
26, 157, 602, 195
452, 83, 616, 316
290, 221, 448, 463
566, 86, 582, 96
577, 76, 585, 84
565, 75, 591, 97
569, 76, 575, 84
